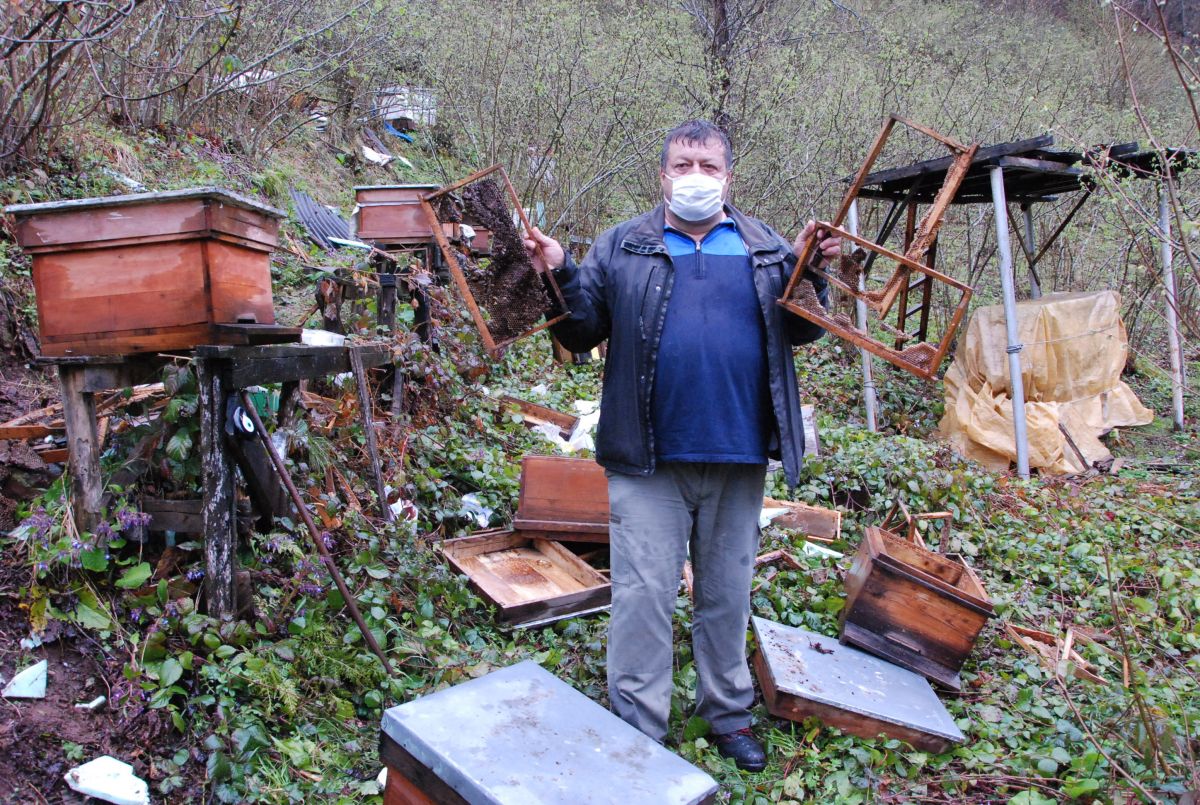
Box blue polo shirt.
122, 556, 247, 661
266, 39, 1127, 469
652, 218, 771, 464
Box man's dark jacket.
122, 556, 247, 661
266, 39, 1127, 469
550, 203, 827, 487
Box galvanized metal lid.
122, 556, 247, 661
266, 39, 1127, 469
4, 187, 285, 219
752, 617, 965, 744
381, 660, 718, 804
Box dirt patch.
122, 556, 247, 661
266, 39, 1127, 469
444, 177, 551, 346
0, 559, 199, 803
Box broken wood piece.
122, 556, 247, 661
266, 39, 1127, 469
1004, 623, 1109, 685
499, 395, 579, 440
761, 497, 841, 542
755, 549, 806, 572
349, 345, 392, 522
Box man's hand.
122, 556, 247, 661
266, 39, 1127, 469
793, 220, 842, 268
522, 227, 566, 273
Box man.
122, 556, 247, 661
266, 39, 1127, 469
522, 120, 839, 771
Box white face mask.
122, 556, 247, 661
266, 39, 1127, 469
667, 173, 725, 222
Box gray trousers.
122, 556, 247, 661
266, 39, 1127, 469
606, 462, 766, 742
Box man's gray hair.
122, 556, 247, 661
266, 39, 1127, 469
660, 120, 733, 171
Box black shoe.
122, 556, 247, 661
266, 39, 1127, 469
712, 727, 766, 772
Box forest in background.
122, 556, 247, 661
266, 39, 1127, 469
1, 1, 1200, 803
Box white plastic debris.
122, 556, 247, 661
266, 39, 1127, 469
459, 493, 494, 528
376, 767, 388, 787
19, 633, 44, 650
389, 498, 419, 521
301, 329, 346, 347
460, 223, 477, 242
800, 541, 843, 560
566, 401, 600, 452
759, 507, 791, 529
2, 659, 47, 699
63, 756, 149, 805
530, 384, 549, 397
75, 695, 107, 711
362, 145, 393, 166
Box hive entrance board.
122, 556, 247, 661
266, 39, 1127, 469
420, 166, 568, 354
380, 661, 718, 804
439, 531, 609, 628
839, 525, 993, 691
752, 617, 965, 754
780, 116, 978, 381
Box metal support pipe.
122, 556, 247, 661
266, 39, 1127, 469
1022, 204, 1042, 299
848, 200, 878, 432
239, 391, 397, 677
1159, 184, 1186, 431
990, 168, 1030, 478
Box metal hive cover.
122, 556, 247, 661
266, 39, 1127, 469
752, 617, 965, 744
381, 660, 717, 804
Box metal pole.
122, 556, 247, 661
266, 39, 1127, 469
1159, 183, 1186, 431
1022, 204, 1042, 299
848, 200, 878, 432
990, 167, 1030, 478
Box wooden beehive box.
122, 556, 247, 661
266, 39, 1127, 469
839, 526, 993, 692
439, 530, 609, 628
511, 455, 608, 542
5, 188, 289, 357
753, 617, 964, 754
380, 661, 718, 804
353, 184, 440, 244
439, 456, 609, 627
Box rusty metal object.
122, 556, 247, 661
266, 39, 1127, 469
780, 116, 979, 381
238, 390, 397, 677
419, 165, 568, 355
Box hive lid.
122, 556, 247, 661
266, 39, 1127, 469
353, 183, 440, 191
4, 187, 285, 219
381, 660, 717, 804
753, 617, 965, 744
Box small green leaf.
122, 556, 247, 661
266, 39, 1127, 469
80, 548, 108, 572
683, 716, 710, 742
1062, 778, 1100, 798
159, 657, 183, 687
116, 562, 152, 589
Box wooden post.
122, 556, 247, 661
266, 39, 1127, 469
350, 346, 392, 522
1021, 204, 1042, 299
1158, 183, 1186, 431
197, 357, 237, 619
58, 365, 102, 533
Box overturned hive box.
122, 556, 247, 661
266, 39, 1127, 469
380, 661, 718, 804
352, 184, 440, 244
439, 456, 609, 627
839, 526, 993, 692
753, 617, 964, 754
5, 188, 293, 357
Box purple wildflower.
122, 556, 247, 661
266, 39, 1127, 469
186, 567, 205, 582
320, 531, 335, 550
95, 521, 116, 541
116, 509, 152, 530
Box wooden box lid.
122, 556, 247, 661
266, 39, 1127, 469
753, 616, 964, 754
5, 187, 284, 253
512, 455, 608, 536
354, 184, 440, 203
381, 661, 718, 804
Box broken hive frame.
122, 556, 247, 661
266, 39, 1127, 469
780, 115, 979, 381
419, 165, 569, 355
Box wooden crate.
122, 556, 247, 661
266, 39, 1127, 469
353, 184, 440, 244
753, 617, 964, 754
839, 526, 993, 691
511, 455, 608, 542
5, 188, 290, 357
380, 661, 718, 804
439, 530, 609, 627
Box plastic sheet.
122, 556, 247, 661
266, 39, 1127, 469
939, 291, 1152, 475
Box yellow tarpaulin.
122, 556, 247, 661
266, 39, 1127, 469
938, 290, 1153, 475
